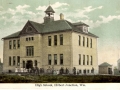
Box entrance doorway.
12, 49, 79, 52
26, 60, 33, 69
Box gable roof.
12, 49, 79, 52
29, 21, 44, 33
99, 62, 112, 67
45, 6, 55, 13
2, 20, 98, 39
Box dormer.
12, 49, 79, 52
72, 22, 89, 33
83, 26, 88, 33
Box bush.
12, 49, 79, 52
0, 74, 120, 83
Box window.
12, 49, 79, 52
26, 26, 33, 33
26, 38, 28, 41
54, 35, 57, 45
31, 37, 34, 40
34, 60, 37, 66
48, 54, 51, 65
83, 69, 86, 74
60, 34, 63, 45
13, 56, 15, 66
17, 56, 20, 66
83, 55, 85, 65
23, 61, 25, 68
17, 40, 20, 48
26, 46, 34, 56
91, 56, 93, 65
87, 55, 89, 65
9, 57, 11, 66
48, 36, 51, 46
87, 70, 89, 73
29, 37, 31, 41
87, 38, 89, 47
79, 54, 81, 65
79, 36, 81, 46
79, 70, 81, 73
60, 54, 63, 65
9, 41, 12, 49
26, 37, 34, 41
83, 37, 85, 47
84, 27, 88, 33
54, 54, 57, 65
90, 39, 92, 48
13, 40, 16, 49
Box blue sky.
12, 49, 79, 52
0, 0, 120, 67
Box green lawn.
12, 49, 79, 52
0, 74, 120, 83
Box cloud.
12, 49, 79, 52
16, 4, 30, 10
98, 6, 103, 9
83, 6, 103, 13
8, 8, 16, 15
102, 15, 120, 22
83, 6, 96, 13
36, 2, 69, 11
0, 6, 3, 10
6, 4, 31, 15
99, 15, 119, 23
0, 3, 115, 29
0, 4, 39, 25
64, 6, 103, 20
52, 2, 69, 9
16, 4, 30, 14
75, 6, 103, 18
36, 6, 46, 11
80, 14, 120, 29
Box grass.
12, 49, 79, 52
0, 74, 120, 83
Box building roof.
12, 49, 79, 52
42, 20, 72, 33
99, 62, 112, 67
29, 21, 44, 33
2, 31, 21, 39
72, 22, 89, 27
2, 5, 98, 39
45, 6, 55, 13
2, 20, 98, 39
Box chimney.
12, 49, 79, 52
60, 13, 64, 20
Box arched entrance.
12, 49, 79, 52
26, 60, 33, 69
